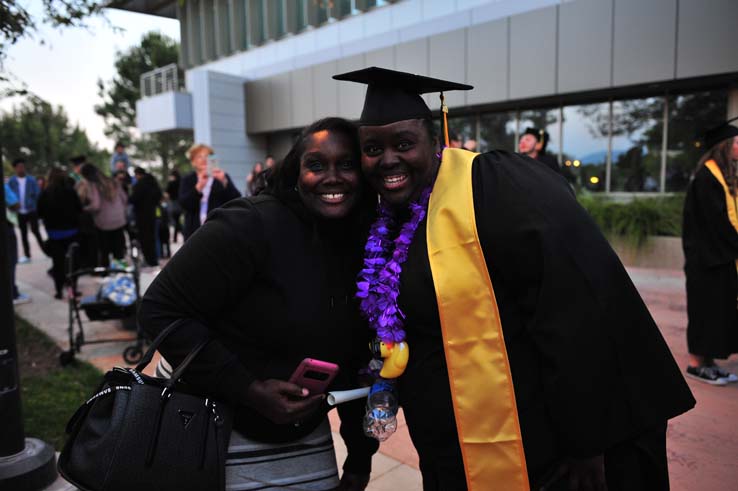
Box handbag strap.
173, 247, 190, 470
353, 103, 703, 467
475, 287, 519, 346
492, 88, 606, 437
163, 340, 211, 392
135, 318, 188, 371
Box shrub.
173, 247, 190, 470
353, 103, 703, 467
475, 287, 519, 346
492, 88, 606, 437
578, 193, 684, 247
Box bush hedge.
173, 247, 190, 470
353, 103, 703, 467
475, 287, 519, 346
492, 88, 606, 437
578, 193, 684, 247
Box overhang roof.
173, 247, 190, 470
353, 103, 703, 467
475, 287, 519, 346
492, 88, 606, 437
107, 0, 177, 19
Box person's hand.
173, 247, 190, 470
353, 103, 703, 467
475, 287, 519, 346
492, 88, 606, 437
337, 472, 370, 491
245, 379, 324, 425
211, 168, 227, 185
195, 171, 209, 192
541, 455, 607, 491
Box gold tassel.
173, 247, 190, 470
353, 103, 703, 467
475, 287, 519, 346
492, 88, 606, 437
440, 92, 449, 147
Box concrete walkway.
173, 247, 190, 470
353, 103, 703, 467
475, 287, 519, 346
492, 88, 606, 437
12, 239, 737, 490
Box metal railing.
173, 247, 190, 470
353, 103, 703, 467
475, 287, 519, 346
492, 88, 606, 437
140, 64, 181, 98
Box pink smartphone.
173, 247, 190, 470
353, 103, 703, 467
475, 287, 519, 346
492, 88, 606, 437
288, 358, 339, 395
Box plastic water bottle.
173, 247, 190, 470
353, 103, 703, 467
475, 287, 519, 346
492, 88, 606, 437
363, 380, 399, 441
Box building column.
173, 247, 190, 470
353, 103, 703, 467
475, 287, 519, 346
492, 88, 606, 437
187, 69, 268, 195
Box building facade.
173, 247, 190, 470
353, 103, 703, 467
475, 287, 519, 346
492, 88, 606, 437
116, 0, 738, 195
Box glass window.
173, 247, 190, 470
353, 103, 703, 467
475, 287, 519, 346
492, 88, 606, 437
248, 0, 266, 46
267, 0, 286, 39
334, 0, 355, 18
665, 90, 728, 192
447, 115, 478, 152
610, 97, 664, 192
562, 103, 610, 192
478, 112, 516, 153
308, 0, 330, 26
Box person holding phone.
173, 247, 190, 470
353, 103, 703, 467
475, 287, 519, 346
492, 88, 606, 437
139, 118, 379, 490
179, 143, 241, 240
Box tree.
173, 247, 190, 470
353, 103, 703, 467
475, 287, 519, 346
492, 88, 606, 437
0, 96, 107, 175
1, 0, 105, 97
95, 32, 192, 181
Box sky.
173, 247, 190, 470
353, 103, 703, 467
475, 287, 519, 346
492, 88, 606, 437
1, 3, 180, 150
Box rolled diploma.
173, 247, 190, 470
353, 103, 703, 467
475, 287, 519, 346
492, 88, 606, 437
326, 387, 371, 406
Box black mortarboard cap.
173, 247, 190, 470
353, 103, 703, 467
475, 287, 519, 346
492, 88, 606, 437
332, 67, 473, 126
523, 127, 550, 143
700, 116, 738, 150
70, 155, 86, 164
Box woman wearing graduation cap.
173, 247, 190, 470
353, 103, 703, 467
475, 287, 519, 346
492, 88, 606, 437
682, 118, 738, 385
335, 67, 694, 490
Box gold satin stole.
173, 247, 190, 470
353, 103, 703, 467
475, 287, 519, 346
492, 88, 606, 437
426, 148, 529, 490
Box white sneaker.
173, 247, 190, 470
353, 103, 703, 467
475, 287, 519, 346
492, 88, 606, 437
13, 293, 32, 305
711, 365, 738, 383
18, 256, 30, 264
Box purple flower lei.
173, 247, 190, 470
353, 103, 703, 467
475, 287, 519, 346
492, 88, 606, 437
356, 186, 432, 344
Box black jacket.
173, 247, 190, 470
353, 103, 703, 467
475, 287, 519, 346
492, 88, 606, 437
178, 171, 241, 239
37, 186, 82, 231
129, 173, 162, 223
138, 193, 378, 473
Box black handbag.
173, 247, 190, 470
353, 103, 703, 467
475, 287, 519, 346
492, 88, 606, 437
58, 320, 233, 491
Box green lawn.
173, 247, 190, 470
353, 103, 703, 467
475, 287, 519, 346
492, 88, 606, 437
15, 315, 101, 450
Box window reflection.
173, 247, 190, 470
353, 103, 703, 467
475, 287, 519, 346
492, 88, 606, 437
666, 90, 728, 192
479, 112, 516, 153
560, 103, 610, 191
610, 98, 663, 192
448, 115, 478, 152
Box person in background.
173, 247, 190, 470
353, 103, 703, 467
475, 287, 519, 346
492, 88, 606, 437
7, 157, 44, 263
110, 142, 130, 174
179, 143, 240, 240
264, 154, 276, 169
38, 168, 82, 300
682, 119, 738, 385
449, 131, 463, 148
246, 161, 264, 196
77, 164, 128, 264
130, 167, 162, 267
73, 158, 100, 268
157, 199, 171, 259
139, 117, 378, 491
519, 127, 560, 173
4, 182, 31, 305
164, 169, 182, 243
36, 176, 46, 192
68, 155, 86, 183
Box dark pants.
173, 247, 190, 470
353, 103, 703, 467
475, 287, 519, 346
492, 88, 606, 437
6, 226, 19, 298
98, 227, 126, 263
418, 423, 669, 491
18, 211, 44, 258
136, 216, 158, 266
48, 237, 78, 296
170, 206, 182, 243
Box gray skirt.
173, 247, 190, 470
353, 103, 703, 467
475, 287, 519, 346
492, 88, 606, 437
156, 358, 340, 491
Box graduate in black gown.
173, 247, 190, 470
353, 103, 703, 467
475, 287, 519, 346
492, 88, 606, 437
334, 67, 695, 491
519, 127, 560, 174
682, 119, 738, 385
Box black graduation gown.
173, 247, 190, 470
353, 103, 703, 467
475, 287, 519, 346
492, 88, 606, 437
536, 152, 561, 174
138, 193, 378, 474
396, 151, 695, 489
682, 164, 738, 358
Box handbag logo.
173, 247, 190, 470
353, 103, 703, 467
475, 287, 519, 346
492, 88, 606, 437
178, 410, 196, 429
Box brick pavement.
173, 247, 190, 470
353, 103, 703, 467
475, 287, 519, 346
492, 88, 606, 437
12, 239, 737, 490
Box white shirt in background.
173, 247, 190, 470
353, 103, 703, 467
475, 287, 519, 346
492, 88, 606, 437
199, 176, 214, 225
17, 177, 27, 214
